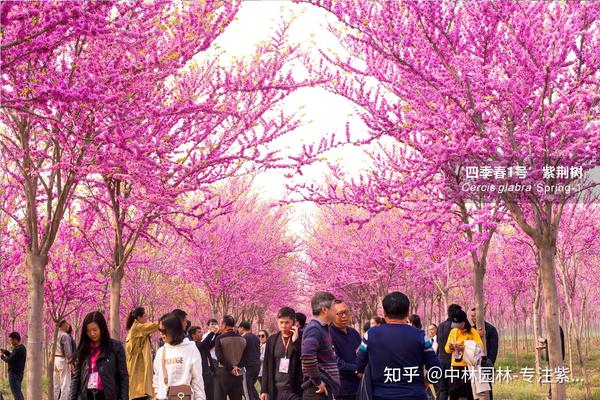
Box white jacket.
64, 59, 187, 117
153, 339, 206, 400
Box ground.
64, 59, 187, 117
1, 343, 599, 399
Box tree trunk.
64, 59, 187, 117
539, 243, 566, 400
512, 299, 519, 368
26, 252, 48, 400
473, 259, 487, 351
47, 323, 60, 400
110, 266, 125, 339
533, 267, 543, 384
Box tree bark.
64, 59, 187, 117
47, 323, 60, 400
110, 266, 125, 339
26, 252, 48, 400
539, 243, 567, 399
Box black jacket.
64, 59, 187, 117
474, 322, 499, 364
260, 332, 303, 397
1, 344, 26, 375
436, 319, 453, 366
69, 339, 128, 400
195, 332, 217, 375
242, 332, 261, 368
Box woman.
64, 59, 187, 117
444, 309, 484, 400
257, 329, 269, 388
370, 316, 386, 328
153, 313, 205, 400
69, 311, 128, 400
126, 307, 159, 400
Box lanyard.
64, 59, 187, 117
281, 334, 292, 358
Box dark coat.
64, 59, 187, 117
260, 332, 303, 397
242, 332, 261, 368
195, 332, 217, 376
69, 339, 128, 400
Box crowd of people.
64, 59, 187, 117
1, 291, 506, 400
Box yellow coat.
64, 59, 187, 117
126, 321, 159, 399
444, 327, 483, 367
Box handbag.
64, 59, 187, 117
357, 362, 373, 400
162, 345, 193, 400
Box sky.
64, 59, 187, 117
204, 1, 378, 238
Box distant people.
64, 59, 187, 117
362, 322, 371, 336
69, 311, 128, 400
428, 324, 438, 353
125, 307, 159, 400
370, 316, 385, 328
260, 307, 303, 400
330, 300, 361, 400
470, 307, 499, 400
239, 321, 261, 400
55, 320, 75, 400
1, 332, 26, 400
258, 329, 269, 388
214, 315, 248, 400
190, 325, 219, 400
153, 313, 205, 400
409, 314, 422, 330
356, 292, 440, 400
444, 309, 484, 400
301, 291, 340, 400
426, 324, 439, 400
437, 304, 462, 400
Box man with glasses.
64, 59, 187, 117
329, 300, 361, 400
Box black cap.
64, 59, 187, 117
451, 310, 467, 328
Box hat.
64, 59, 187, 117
451, 310, 467, 329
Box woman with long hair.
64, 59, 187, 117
153, 313, 205, 400
125, 307, 159, 400
69, 311, 128, 400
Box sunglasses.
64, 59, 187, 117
258, 334, 266, 338
158, 328, 166, 334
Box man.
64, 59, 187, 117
301, 291, 340, 400
191, 324, 220, 400
428, 324, 438, 353
204, 318, 220, 368
329, 300, 361, 400
214, 315, 249, 400
469, 308, 499, 364
470, 307, 499, 400
436, 304, 462, 400
239, 321, 261, 400
0, 332, 26, 400
355, 292, 440, 400
260, 307, 303, 400
54, 320, 74, 400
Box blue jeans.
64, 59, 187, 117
9, 371, 24, 400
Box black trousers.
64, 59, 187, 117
245, 365, 261, 400
8, 372, 24, 400
203, 373, 215, 400
215, 367, 244, 400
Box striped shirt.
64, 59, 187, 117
300, 319, 341, 395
